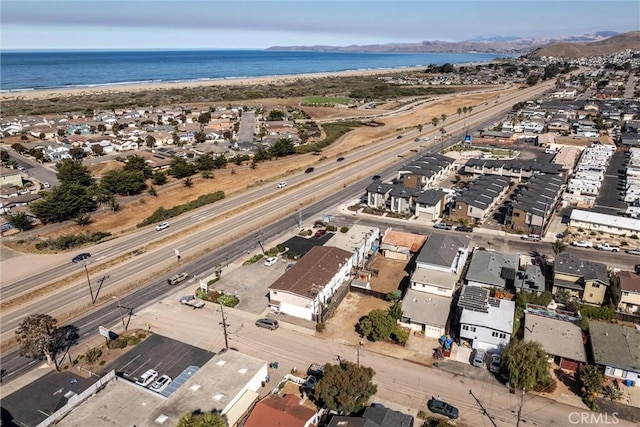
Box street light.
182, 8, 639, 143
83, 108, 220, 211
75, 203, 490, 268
112, 296, 126, 331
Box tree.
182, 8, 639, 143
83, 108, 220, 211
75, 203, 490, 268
357, 309, 397, 342
416, 124, 423, 137
90, 144, 104, 157
124, 154, 152, 179
177, 411, 226, 427
388, 302, 403, 321
457, 107, 462, 117
15, 314, 59, 366
431, 117, 439, 127
440, 114, 447, 122
579, 365, 604, 400
169, 157, 196, 178
551, 240, 567, 255
31, 183, 98, 223
266, 110, 285, 121
197, 112, 212, 128
0, 149, 9, 163
74, 213, 92, 227
100, 169, 147, 196
97, 123, 107, 133
313, 361, 377, 414
151, 171, 168, 185
5, 212, 33, 231
55, 159, 94, 186
269, 137, 296, 158
196, 153, 216, 171
145, 134, 157, 148
184, 177, 193, 187
502, 340, 551, 427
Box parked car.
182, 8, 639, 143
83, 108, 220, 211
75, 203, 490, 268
150, 375, 172, 393
43, 182, 50, 188
455, 225, 473, 233
489, 354, 502, 374
307, 363, 325, 379
471, 349, 486, 368
167, 272, 188, 285
427, 397, 459, 419
336, 157, 345, 162
255, 318, 279, 330
433, 223, 452, 230
596, 243, 620, 252
264, 256, 278, 266
626, 248, 640, 255
304, 375, 318, 389
521, 234, 541, 241
315, 229, 327, 237
155, 222, 169, 231
179, 295, 205, 309
72, 253, 91, 263
277, 181, 287, 189
305, 167, 315, 173
135, 369, 159, 387
572, 240, 593, 248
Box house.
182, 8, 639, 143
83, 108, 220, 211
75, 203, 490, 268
327, 405, 414, 427
588, 321, 640, 387
244, 394, 318, 427
616, 271, 640, 314
43, 144, 72, 162
464, 249, 519, 291
569, 209, 640, 236
110, 139, 139, 152
552, 252, 609, 306
457, 285, 515, 352
379, 228, 427, 261
365, 182, 393, 210
389, 185, 421, 214
396, 154, 455, 190
515, 264, 546, 294
326, 225, 380, 275
508, 174, 563, 234
523, 310, 586, 372
414, 189, 448, 221
400, 289, 452, 338
449, 175, 510, 223
0, 167, 24, 189
410, 233, 469, 298
268, 246, 353, 322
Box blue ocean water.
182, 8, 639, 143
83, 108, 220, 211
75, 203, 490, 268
0, 49, 514, 92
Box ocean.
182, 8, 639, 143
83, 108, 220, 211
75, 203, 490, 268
0, 49, 514, 92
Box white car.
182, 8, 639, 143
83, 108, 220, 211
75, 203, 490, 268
135, 369, 158, 387
626, 248, 640, 255
277, 181, 287, 189
150, 374, 172, 393
572, 240, 593, 248
155, 222, 170, 231
264, 256, 278, 266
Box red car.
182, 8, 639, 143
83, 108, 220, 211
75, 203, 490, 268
315, 229, 327, 237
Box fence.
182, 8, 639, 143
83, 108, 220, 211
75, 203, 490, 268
36, 370, 116, 427
317, 281, 351, 323
615, 311, 640, 324
350, 284, 389, 301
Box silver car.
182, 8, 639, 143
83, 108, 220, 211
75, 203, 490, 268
471, 349, 487, 368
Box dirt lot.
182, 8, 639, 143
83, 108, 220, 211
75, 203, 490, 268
368, 255, 410, 294
322, 292, 391, 343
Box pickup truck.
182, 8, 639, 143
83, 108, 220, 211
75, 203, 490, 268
168, 272, 188, 286
596, 243, 620, 252
180, 295, 205, 309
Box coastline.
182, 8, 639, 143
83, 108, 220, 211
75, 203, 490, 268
1, 66, 428, 101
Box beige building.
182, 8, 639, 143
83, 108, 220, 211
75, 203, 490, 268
617, 271, 640, 314
0, 167, 24, 189
553, 253, 609, 306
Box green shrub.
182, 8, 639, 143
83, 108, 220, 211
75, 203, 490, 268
138, 333, 147, 339
287, 251, 299, 260
340, 226, 349, 233
242, 253, 264, 265
315, 322, 326, 333
84, 347, 102, 363
137, 191, 225, 226
417, 410, 426, 419
276, 243, 286, 252
107, 337, 128, 349
217, 293, 240, 308
630, 235, 639, 239
326, 225, 337, 232
99, 360, 106, 366
35, 231, 112, 251
207, 277, 220, 286
126, 336, 141, 346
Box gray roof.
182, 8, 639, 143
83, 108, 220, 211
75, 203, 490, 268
328, 407, 414, 427
524, 313, 586, 363
416, 189, 446, 206
554, 252, 609, 284
455, 175, 510, 209
401, 289, 452, 328
516, 264, 546, 293
390, 185, 421, 199
366, 181, 394, 194
458, 285, 490, 313
588, 320, 640, 373
416, 233, 468, 269
465, 250, 519, 289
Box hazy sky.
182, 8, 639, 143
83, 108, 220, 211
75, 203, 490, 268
2, 0, 639, 50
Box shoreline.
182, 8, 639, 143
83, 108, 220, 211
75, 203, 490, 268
1, 66, 430, 101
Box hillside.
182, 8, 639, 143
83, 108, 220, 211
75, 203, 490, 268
528, 31, 640, 58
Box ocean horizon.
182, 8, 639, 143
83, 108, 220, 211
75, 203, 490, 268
0, 49, 515, 92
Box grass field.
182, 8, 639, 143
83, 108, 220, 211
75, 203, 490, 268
301, 96, 352, 106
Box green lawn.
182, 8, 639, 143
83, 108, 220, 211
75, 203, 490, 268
302, 96, 352, 106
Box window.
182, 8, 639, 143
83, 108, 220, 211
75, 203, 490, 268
463, 325, 476, 332
492, 331, 507, 339
592, 283, 600, 288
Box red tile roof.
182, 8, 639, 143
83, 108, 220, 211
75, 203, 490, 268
381, 228, 427, 252
244, 394, 316, 427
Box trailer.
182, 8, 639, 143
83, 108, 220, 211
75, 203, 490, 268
179, 295, 205, 309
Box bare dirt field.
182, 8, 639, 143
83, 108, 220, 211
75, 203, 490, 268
368, 255, 410, 294
322, 292, 391, 343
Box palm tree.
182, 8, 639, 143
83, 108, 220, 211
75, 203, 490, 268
431, 117, 439, 127
183, 177, 193, 188
457, 107, 462, 118
441, 114, 447, 122
416, 124, 423, 137
551, 240, 567, 255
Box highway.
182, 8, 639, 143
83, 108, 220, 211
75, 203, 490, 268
1, 77, 564, 383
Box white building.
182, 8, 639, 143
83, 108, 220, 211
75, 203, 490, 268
570, 209, 640, 236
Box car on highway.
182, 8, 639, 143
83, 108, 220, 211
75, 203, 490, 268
264, 256, 278, 266
136, 369, 159, 387
626, 248, 640, 255
572, 240, 593, 248
455, 225, 473, 233
372, 175, 381, 180
489, 354, 502, 374
168, 272, 188, 285
150, 374, 172, 393
315, 229, 327, 237
155, 222, 169, 231
396, 135, 403, 139
433, 222, 452, 230
255, 318, 279, 330
427, 397, 459, 419
305, 167, 315, 173
72, 253, 91, 263
471, 349, 486, 368
336, 157, 345, 162
521, 234, 541, 241
277, 181, 287, 189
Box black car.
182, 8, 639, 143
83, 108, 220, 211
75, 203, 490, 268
427, 397, 459, 419
372, 175, 381, 180
305, 167, 315, 173
72, 253, 92, 263
455, 225, 473, 233
336, 157, 345, 162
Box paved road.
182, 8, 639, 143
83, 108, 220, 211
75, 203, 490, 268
0, 79, 559, 382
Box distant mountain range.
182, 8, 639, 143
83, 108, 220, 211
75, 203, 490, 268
527, 31, 640, 58
266, 31, 634, 55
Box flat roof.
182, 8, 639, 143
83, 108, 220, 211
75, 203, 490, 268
588, 321, 640, 373
571, 209, 640, 231
327, 224, 379, 253
524, 313, 586, 363
401, 289, 451, 329
411, 266, 457, 291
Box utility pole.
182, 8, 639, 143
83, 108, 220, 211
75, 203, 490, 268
83, 260, 95, 304
469, 389, 498, 427
219, 303, 229, 350
113, 296, 126, 331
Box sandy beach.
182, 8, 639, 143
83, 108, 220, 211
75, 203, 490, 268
1, 66, 427, 101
